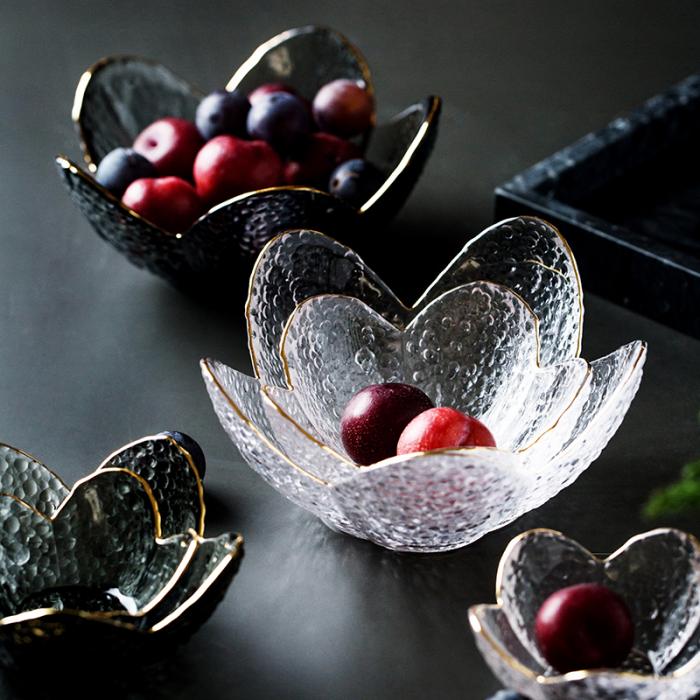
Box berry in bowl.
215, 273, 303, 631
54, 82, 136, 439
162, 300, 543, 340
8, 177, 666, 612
201, 216, 646, 552
56, 26, 441, 293
0, 432, 243, 671
470, 528, 700, 699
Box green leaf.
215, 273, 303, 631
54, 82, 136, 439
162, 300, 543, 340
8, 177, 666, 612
644, 467, 700, 519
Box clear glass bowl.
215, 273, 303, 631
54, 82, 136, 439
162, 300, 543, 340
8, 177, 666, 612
0, 432, 243, 669
469, 528, 700, 700
202, 216, 646, 552
55, 26, 440, 292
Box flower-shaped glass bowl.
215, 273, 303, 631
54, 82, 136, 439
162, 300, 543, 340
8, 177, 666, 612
201, 216, 646, 552
0, 432, 243, 669
56, 25, 441, 291
469, 528, 700, 700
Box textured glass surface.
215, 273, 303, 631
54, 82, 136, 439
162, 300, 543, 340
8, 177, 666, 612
56, 26, 441, 289
99, 434, 205, 537
248, 217, 582, 388
470, 529, 700, 700
0, 434, 243, 667
205, 219, 646, 552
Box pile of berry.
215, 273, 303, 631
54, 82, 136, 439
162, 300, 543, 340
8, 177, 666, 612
339, 383, 497, 466
95, 79, 383, 233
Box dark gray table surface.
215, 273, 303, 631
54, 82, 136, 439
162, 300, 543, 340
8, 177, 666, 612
2, 1, 700, 698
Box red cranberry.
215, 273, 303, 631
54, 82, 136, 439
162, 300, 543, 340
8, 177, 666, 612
122, 177, 202, 233
535, 583, 634, 673
283, 133, 361, 188
248, 82, 299, 104
312, 79, 374, 138
133, 117, 202, 179
396, 407, 496, 455
193, 135, 282, 205
340, 383, 434, 465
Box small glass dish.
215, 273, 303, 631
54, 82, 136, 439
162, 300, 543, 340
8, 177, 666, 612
201, 216, 646, 552
0, 432, 243, 670
56, 25, 441, 292
469, 528, 700, 700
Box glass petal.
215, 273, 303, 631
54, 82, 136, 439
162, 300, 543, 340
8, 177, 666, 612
227, 26, 372, 102
247, 229, 406, 386
56, 157, 186, 284
605, 529, 700, 674
329, 448, 525, 552
201, 359, 337, 518
419, 217, 583, 367
0, 443, 68, 517
0, 496, 58, 616
52, 470, 158, 595
99, 434, 205, 537
74, 56, 201, 166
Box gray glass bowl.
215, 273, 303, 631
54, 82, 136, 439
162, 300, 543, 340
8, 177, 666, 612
201, 216, 646, 552
0, 432, 243, 670
470, 528, 700, 700
56, 26, 441, 292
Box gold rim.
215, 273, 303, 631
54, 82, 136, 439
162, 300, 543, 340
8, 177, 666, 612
360, 96, 441, 214
225, 25, 374, 98
71, 54, 206, 172
96, 432, 207, 537
471, 527, 700, 685
68, 29, 438, 241
200, 358, 329, 486
149, 532, 244, 633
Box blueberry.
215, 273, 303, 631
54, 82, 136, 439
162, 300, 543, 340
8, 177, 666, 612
163, 431, 206, 479
246, 92, 312, 154
95, 147, 157, 197
328, 158, 384, 207
196, 89, 250, 140
485, 691, 529, 700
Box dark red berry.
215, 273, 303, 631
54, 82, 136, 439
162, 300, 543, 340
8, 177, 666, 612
248, 82, 299, 104
193, 135, 282, 204
283, 132, 361, 188
133, 117, 202, 179
340, 383, 434, 465
396, 407, 496, 455
535, 583, 634, 673
312, 79, 374, 138
122, 176, 202, 233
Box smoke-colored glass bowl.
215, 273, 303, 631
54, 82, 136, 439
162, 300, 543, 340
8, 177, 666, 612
202, 216, 646, 553
469, 528, 700, 700
0, 432, 243, 670
56, 25, 440, 292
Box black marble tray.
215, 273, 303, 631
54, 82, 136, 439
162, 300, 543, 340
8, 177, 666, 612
495, 72, 700, 339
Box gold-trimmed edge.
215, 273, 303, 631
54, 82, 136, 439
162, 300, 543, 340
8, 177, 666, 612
96, 432, 207, 537
225, 24, 374, 98
470, 526, 700, 686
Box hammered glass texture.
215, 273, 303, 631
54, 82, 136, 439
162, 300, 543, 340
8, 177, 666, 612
470, 529, 700, 700
0, 444, 68, 517
200, 360, 338, 517
330, 450, 526, 552
281, 284, 544, 452
60, 26, 440, 289
247, 218, 582, 388
0, 439, 243, 667
99, 434, 204, 537
208, 221, 646, 551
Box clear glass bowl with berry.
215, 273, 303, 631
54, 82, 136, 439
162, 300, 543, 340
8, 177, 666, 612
0, 432, 243, 671
55, 26, 440, 293
470, 528, 700, 700
200, 216, 646, 553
